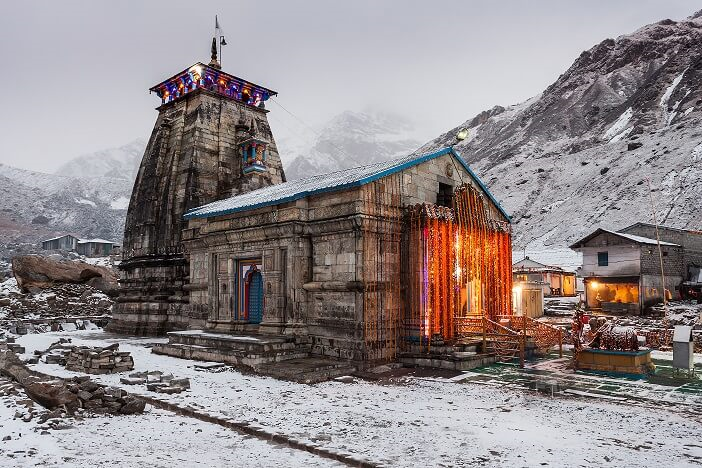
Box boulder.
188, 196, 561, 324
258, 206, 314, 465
24, 381, 79, 410
11, 255, 118, 295
119, 397, 146, 415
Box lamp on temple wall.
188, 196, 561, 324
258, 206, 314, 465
448, 129, 469, 184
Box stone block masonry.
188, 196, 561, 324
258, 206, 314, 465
64, 344, 134, 374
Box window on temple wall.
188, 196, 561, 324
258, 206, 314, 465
437, 183, 454, 207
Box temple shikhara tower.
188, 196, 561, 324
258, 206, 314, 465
109, 43, 285, 334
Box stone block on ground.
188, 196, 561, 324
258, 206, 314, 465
120, 377, 146, 385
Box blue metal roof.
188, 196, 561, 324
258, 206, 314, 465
184, 147, 511, 221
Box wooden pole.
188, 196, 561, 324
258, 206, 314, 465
520, 315, 526, 368
645, 177, 668, 310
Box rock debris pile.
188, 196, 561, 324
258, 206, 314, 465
64, 343, 134, 374
0, 345, 145, 416
0, 278, 112, 333
28, 340, 134, 374
63, 376, 145, 414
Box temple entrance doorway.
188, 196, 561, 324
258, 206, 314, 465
238, 259, 264, 324
246, 269, 264, 324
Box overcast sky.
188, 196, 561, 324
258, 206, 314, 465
0, 1, 696, 172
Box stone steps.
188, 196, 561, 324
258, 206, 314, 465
399, 351, 497, 371
255, 358, 357, 384
152, 330, 313, 369
165, 330, 299, 353
152, 342, 312, 368
151, 330, 360, 383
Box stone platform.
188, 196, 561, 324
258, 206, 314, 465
576, 348, 655, 375
152, 330, 359, 383
399, 340, 498, 371
152, 330, 311, 369
154, 331, 501, 381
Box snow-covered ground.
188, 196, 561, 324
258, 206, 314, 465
0, 393, 337, 468
11, 330, 702, 467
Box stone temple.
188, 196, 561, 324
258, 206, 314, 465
110, 44, 533, 375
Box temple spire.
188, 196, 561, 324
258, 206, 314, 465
209, 37, 221, 69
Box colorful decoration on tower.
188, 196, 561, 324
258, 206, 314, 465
149, 62, 276, 107
241, 137, 268, 173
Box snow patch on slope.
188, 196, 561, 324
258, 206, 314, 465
660, 70, 686, 125
110, 196, 130, 210
278, 110, 424, 181
603, 107, 633, 141
75, 198, 96, 207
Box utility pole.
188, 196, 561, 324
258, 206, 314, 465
645, 177, 667, 310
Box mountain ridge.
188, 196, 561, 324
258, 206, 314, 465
417, 11, 702, 254
279, 109, 423, 180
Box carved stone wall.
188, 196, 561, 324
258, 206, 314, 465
184, 155, 509, 362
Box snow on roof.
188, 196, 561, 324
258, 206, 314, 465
77, 238, 116, 244
184, 147, 511, 220
42, 234, 79, 243
613, 230, 679, 246
570, 228, 679, 248
513, 257, 548, 268
512, 257, 571, 273
622, 222, 702, 236
512, 256, 577, 273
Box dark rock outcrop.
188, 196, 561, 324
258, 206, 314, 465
11, 255, 118, 294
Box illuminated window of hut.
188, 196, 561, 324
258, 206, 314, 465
437, 183, 453, 208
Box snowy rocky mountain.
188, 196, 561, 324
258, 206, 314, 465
0, 164, 132, 245
0, 140, 147, 245
55, 139, 145, 180
279, 110, 423, 180
418, 11, 702, 259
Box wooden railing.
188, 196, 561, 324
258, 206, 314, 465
498, 315, 563, 357
456, 314, 563, 367
456, 316, 524, 365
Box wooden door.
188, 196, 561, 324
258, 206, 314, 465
247, 271, 264, 324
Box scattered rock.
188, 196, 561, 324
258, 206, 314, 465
119, 398, 146, 415
120, 377, 146, 385
627, 142, 643, 151
334, 376, 355, 384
